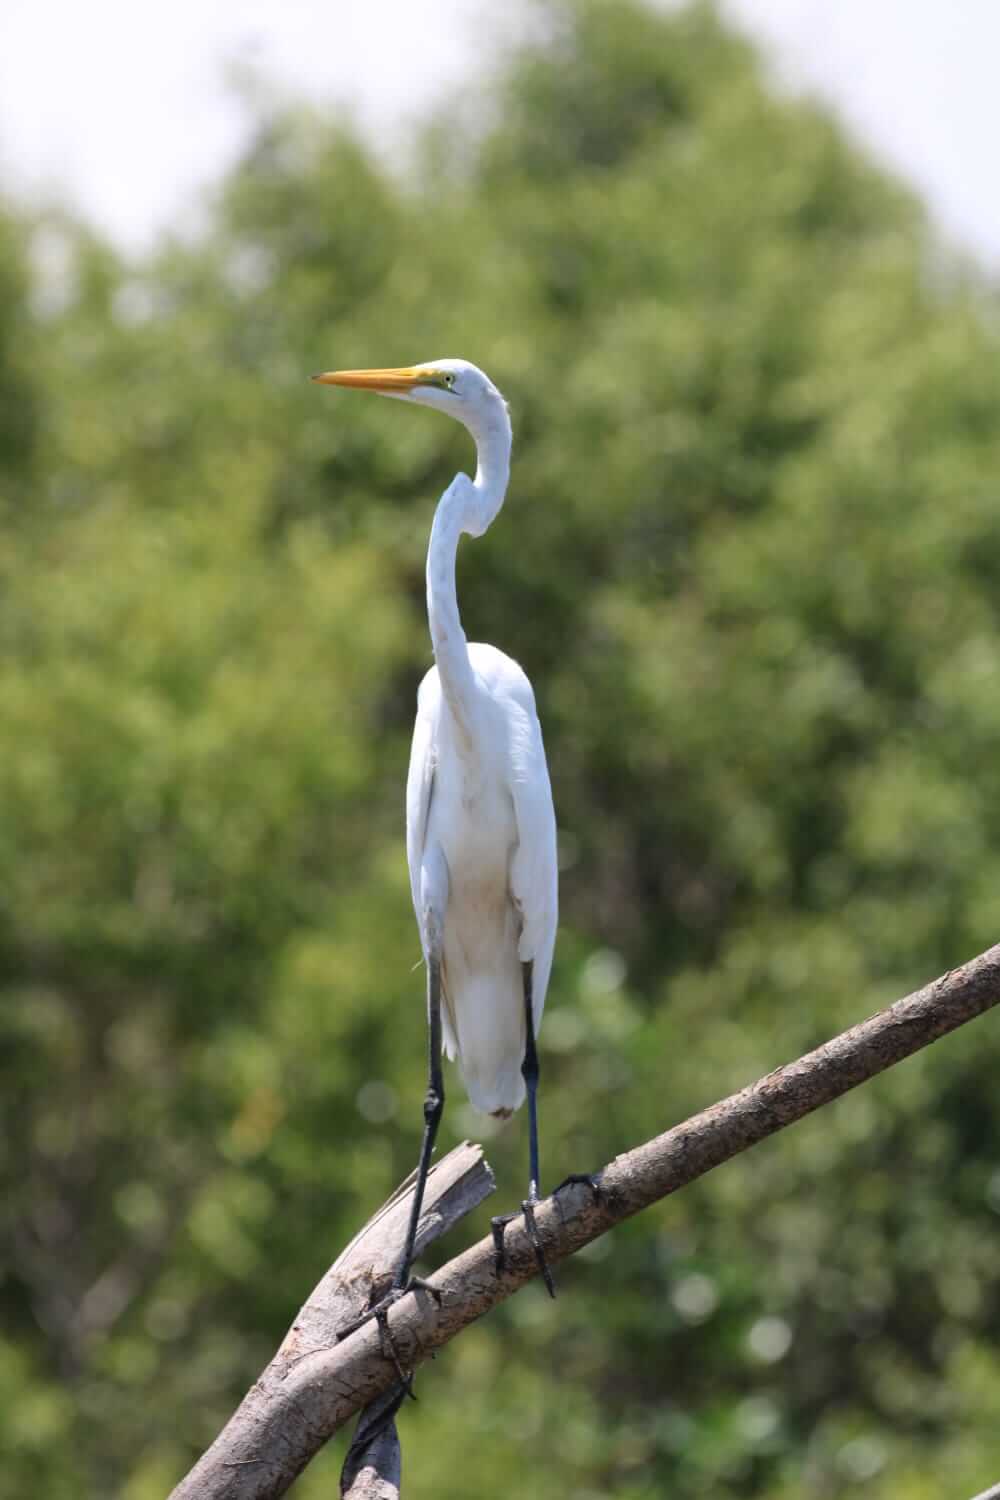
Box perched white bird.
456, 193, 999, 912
314, 359, 558, 1289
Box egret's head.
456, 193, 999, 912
312, 358, 509, 444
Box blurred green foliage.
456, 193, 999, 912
3, 1, 1000, 1494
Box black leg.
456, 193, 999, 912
522, 961, 541, 1201
333, 952, 444, 1373
396, 953, 445, 1288
491, 962, 556, 1297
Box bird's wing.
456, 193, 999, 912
505, 678, 559, 1032
405, 671, 438, 948
406, 670, 461, 1061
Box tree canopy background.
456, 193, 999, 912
2, 2, 1000, 1495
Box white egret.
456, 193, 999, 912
314, 359, 561, 1294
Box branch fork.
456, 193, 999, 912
171, 941, 1000, 1500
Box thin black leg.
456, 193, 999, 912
332, 953, 444, 1376
522, 961, 541, 1200
395, 953, 445, 1288
491, 961, 556, 1297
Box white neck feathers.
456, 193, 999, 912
425, 400, 512, 747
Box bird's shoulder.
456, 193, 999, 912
415, 645, 537, 721
467, 642, 537, 713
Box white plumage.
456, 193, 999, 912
407, 640, 557, 1114
313, 355, 557, 1285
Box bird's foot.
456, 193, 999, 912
374, 1302, 417, 1398
553, 1171, 603, 1203
490, 1211, 514, 1278
335, 1275, 442, 1397
491, 1199, 556, 1299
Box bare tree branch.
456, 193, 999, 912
340, 1386, 404, 1499
170, 941, 1000, 1500
171, 1142, 495, 1500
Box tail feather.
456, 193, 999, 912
442, 965, 526, 1116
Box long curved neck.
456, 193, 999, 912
426, 409, 511, 749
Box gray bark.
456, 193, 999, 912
171, 941, 1000, 1500
170, 1141, 494, 1500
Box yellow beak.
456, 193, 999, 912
311, 366, 440, 393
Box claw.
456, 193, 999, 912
335, 1275, 441, 1346
554, 1171, 602, 1203
491, 1202, 556, 1298
521, 1199, 556, 1299
336, 1285, 405, 1344
407, 1274, 443, 1306
491, 1211, 518, 1278
374, 1304, 416, 1399
371, 1308, 413, 1398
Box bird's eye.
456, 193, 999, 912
444, 373, 455, 389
